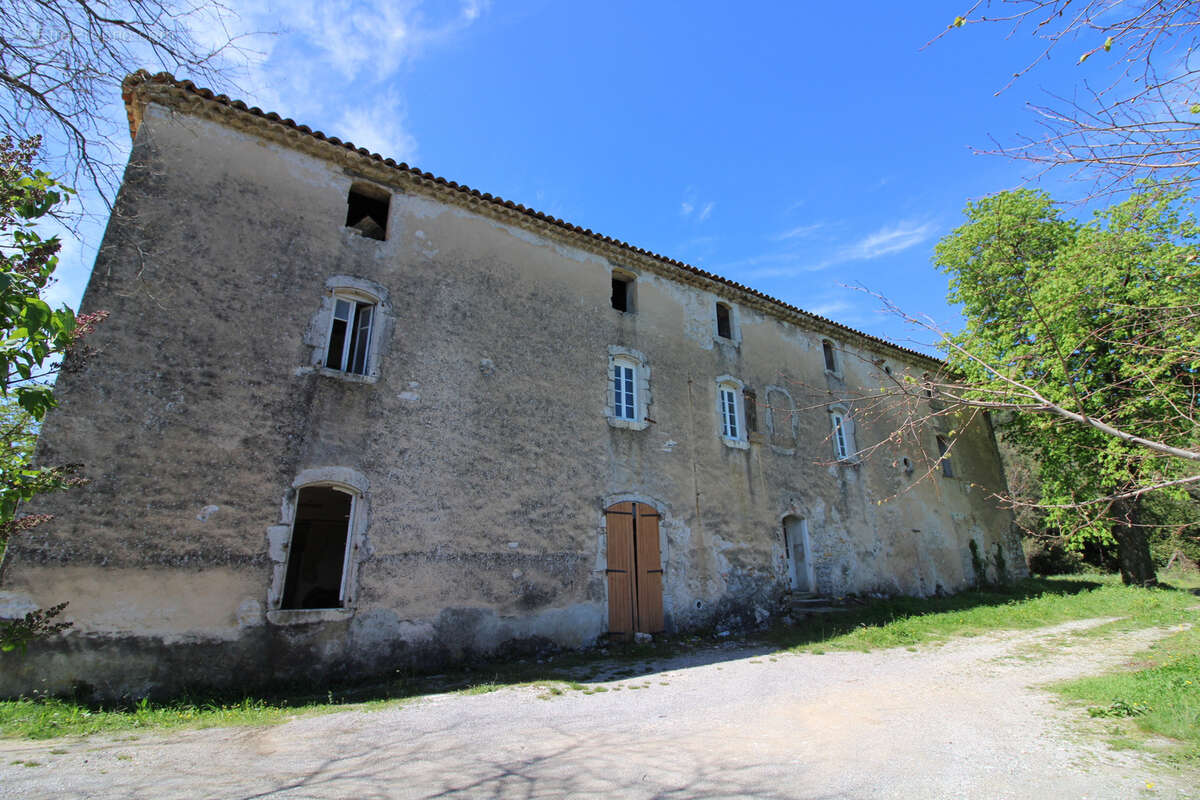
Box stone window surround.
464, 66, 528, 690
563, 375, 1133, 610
712, 299, 742, 347
607, 345, 651, 431
822, 338, 842, 378
298, 275, 394, 384
596, 491, 674, 608
266, 466, 370, 625
611, 266, 637, 313
716, 374, 749, 449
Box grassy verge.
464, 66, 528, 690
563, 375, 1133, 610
0, 695, 374, 740
763, 572, 1200, 653
1053, 625, 1200, 762
2, 572, 1197, 741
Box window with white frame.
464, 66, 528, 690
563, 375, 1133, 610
830, 407, 856, 461
720, 385, 739, 438
612, 358, 638, 421
325, 292, 375, 375
716, 375, 748, 448
607, 346, 650, 430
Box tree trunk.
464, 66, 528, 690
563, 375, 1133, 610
1112, 495, 1156, 586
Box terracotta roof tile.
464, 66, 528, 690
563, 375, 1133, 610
120, 70, 939, 366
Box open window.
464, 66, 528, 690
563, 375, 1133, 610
822, 339, 838, 373
325, 291, 375, 375
280, 485, 356, 610
345, 183, 389, 241
937, 436, 955, 478
611, 270, 635, 312
715, 302, 732, 339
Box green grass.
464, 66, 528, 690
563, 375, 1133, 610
1054, 625, 1200, 761
763, 573, 1200, 654
0, 696, 343, 740
2, 572, 1196, 741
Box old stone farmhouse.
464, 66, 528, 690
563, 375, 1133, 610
0, 72, 1025, 698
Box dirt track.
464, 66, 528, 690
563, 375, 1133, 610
1, 619, 1195, 799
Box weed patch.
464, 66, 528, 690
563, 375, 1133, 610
1055, 626, 1200, 761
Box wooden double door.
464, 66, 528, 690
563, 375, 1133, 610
605, 502, 664, 638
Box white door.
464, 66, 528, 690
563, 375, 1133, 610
783, 515, 812, 593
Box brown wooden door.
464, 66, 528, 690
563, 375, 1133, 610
605, 502, 637, 638
635, 505, 665, 633
605, 502, 664, 638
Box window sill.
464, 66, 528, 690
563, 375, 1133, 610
294, 366, 380, 384
823, 369, 843, 380
608, 416, 649, 432
721, 436, 750, 450
267, 608, 355, 625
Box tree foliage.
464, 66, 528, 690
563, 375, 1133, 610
932, 185, 1200, 583
0, 136, 99, 649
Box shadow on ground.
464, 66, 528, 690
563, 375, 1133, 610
17, 576, 1134, 720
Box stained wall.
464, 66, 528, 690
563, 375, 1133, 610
0, 99, 1024, 698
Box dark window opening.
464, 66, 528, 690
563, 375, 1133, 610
743, 388, 758, 433
716, 303, 732, 339
937, 436, 955, 478
346, 185, 389, 240
612, 274, 633, 312
822, 340, 837, 372
280, 486, 352, 610
326, 297, 374, 374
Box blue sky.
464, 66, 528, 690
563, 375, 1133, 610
48, 1, 1111, 352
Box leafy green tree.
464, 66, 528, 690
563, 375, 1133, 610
932, 185, 1200, 584
0, 135, 101, 649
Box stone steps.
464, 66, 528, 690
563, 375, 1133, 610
781, 592, 849, 616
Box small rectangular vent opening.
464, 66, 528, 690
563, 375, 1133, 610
612, 272, 634, 312
346, 184, 389, 240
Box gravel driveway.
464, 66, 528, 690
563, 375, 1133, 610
1, 619, 1195, 799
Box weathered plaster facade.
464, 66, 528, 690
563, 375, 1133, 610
0, 74, 1025, 699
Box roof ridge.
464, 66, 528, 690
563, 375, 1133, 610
120, 70, 941, 366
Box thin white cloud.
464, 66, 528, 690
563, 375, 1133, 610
772, 222, 824, 241
740, 219, 937, 280
680, 188, 716, 223
221, 0, 489, 160
337, 96, 419, 161
840, 221, 936, 262
807, 299, 854, 317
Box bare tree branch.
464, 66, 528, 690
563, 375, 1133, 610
0, 0, 259, 205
